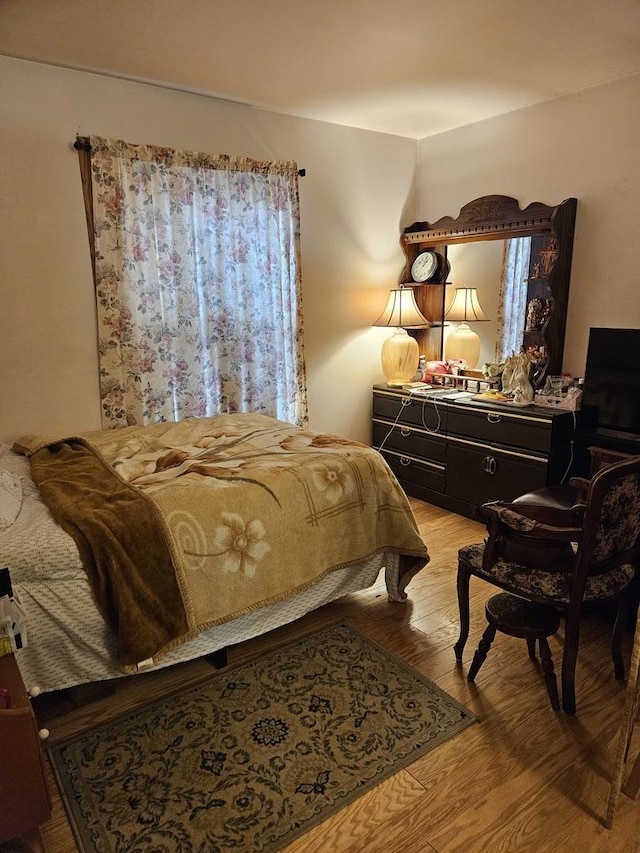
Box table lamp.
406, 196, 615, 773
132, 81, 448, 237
373, 285, 430, 386
444, 287, 489, 369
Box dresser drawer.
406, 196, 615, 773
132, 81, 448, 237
371, 385, 572, 520
447, 406, 552, 454
380, 449, 445, 494
372, 392, 446, 433
446, 440, 547, 505
372, 418, 446, 464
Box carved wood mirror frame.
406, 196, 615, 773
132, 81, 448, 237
401, 195, 577, 388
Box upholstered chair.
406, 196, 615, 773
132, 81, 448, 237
454, 456, 640, 714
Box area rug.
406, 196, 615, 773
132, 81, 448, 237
49, 622, 476, 852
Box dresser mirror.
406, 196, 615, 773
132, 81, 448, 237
400, 195, 577, 388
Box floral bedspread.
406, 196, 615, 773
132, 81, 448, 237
18, 414, 429, 670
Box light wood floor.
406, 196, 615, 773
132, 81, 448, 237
30, 499, 640, 852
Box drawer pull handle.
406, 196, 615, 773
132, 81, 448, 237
400, 427, 412, 437
487, 413, 502, 424
482, 455, 497, 475
400, 456, 411, 467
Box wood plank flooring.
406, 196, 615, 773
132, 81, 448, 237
29, 499, 640, 852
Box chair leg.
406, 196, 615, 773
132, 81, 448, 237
538, 636, 560, 711
526, 638, 537, 660
467, 623, 497, 681
454, 564, 471, 661
561, 614, 580, 715
612, 594, 630, 681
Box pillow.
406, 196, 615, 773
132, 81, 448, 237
0, 468, 22, 531
0, 444, 38, 498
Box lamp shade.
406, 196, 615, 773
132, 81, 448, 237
444, 287, 489, 322
373, 286, 430, 329
444, 287, 489, 369
373, 286, 430, 387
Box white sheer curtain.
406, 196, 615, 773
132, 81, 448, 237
495, 236, 531, 363
88, 136, 308, 429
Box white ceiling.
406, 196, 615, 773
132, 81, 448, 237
1, 0, 640, 139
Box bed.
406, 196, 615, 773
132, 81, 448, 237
0, 413, 429, 694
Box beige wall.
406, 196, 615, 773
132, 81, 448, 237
3, 59, 639, 449
416, 73, 640, 381
0, 56, 417, 445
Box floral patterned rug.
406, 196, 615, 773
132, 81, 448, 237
49, 622, 476, 852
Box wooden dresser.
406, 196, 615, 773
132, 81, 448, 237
372, 385, 574, 518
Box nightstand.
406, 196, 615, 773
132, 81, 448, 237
0, 654, 51, 846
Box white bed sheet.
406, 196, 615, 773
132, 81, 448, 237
0, 445, 403, 694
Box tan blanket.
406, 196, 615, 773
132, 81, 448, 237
18, 414, 429, 670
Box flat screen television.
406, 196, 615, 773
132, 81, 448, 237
582, 327, 640, 435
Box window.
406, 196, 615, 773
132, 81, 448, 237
78, 136, 308, 428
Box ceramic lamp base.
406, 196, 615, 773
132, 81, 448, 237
381, 328, 419, 386
445, 322, 480, 369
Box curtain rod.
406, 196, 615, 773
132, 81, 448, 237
73, 138, 306, 176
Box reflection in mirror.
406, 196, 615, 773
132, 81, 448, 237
446, 236, 552, 371
402, 196, 577, 389
496, 237, 532, 362
444, 240, 503, 368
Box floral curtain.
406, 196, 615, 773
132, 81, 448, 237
88, 136, 308, 429
494, 236, 531, 363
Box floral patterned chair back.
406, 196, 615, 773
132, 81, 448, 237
589, 468, 640, 566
